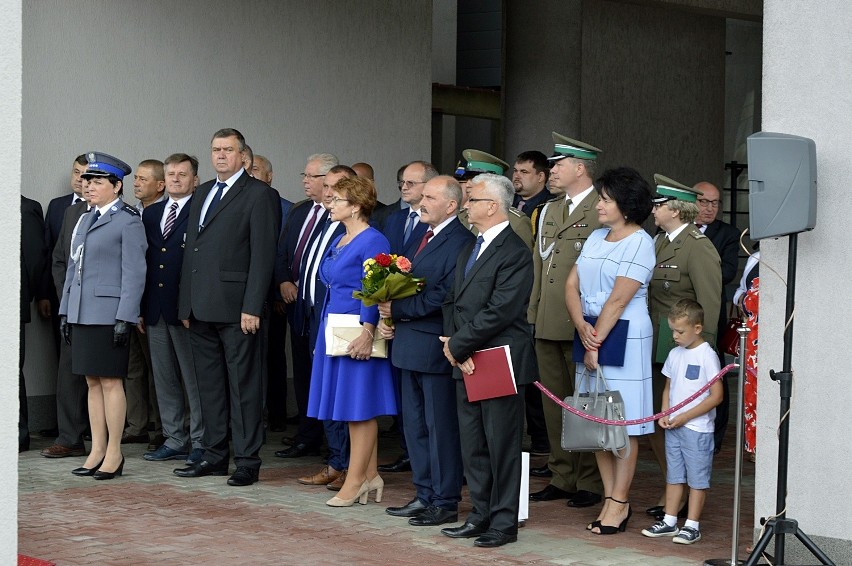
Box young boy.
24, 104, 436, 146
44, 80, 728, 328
642, 298, 723, 545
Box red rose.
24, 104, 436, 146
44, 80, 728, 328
375, 253, 392, 267
396, 256, 412, 273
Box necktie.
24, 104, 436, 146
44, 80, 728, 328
562, 197, 573, 223
162, 201, 179, 239
463, 236, 484, 277
89, 209, 101, 228
403, 210, 418, 245
292, 204, 321, 281
73, 197, 82, 205
517, 200, 526, 212
303, 217, 333, 303
414, 228, 433, 257
203, 181, 227, 225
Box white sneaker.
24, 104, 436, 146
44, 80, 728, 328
673, 526, 702, 544
641, 521, 678, 537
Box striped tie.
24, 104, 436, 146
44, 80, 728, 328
162, 201, 179, 239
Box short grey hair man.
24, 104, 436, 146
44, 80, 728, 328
472, 173, 513, 213
307, 153, 339, 175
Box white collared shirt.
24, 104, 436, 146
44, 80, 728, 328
667, 223, 690, 242
568, 185, 595, 216
428, 215, 456, 238
475, 220, 510, 260
95, 198, 121, 218
159, 194, 192, 233
303, 217, 340, 304
199, 169, 245, 225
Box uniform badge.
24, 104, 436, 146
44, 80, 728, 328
574, 241, 583, 252
663, 281, 671, 291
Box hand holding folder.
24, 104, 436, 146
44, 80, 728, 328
572, 316, 629, 366
462, 345, 517, 402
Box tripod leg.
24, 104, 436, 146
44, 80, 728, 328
794, 529, 835, 565
744, 528, 776, 566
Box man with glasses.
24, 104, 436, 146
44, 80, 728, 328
693, 181, 740, 452
274, 153, 338, 458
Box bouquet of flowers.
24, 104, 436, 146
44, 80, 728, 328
353, 253, 425, 325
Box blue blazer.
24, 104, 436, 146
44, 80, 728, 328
383, 207, 428, 257
391, 218, 475, 373
274, 199, 329, 286
141, 197, 192, 325
59, 200, 148, 325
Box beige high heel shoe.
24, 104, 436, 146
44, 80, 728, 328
326, 480, 370, 507
367, 475, 384, 503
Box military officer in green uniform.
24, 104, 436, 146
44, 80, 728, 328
528, 133, 604, 507
455, 149, 533, 250
645, 174, 722, 516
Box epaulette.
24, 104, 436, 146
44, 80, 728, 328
122, 204, 140, 216
689, 229, 706, 240
509, 207, 523, 217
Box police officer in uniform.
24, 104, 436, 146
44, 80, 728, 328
59, 152, 147, 480
528, 133, 604, 507
645, 174, 721, 518
455, 149, 533, 250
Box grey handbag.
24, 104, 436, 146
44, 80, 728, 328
560, 368, 631, 458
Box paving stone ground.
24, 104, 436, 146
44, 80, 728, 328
19, 417, 755, 565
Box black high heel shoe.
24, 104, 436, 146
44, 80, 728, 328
93, 456, 124, 480
592, 498, 632, 535
71, 458, 105, 477
587, 497, 611, 531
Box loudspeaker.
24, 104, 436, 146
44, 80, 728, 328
747, 132, 817, 240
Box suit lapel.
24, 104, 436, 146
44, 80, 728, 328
88, 200, 123, 232
560, 193, 598, 231
204, 172, 247, 227
457, 225, 510, 296
164, 196, 192, 242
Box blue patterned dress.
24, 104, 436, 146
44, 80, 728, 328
575, 228, 655, 436
307, 227, 398, 421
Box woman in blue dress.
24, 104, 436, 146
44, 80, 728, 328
565, 167, 655, 535
307, 176, 398, 507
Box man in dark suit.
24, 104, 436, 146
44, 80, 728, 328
40, 158, 92, 458
293, 166, 351, 487
273, 152, 338, 458
379, 176, 474, 526
439, 173, 537, 548
376, 160, 438, 474
141, 153, 203, 464
174, 128, 278, 487
251, 153, 293, 433
21, 196, 48, 451
369, 164, 408, 232
694, 181, 740, 451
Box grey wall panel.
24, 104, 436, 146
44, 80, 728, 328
580, 0, 725, 184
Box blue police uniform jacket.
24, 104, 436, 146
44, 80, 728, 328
59, 199, 147, 325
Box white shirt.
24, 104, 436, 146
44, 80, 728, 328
199, 169, 245, 226
429, 215, 456, 238
666, 223, 690, 242
568, 185, 595, 216
662, 341, 720, 433
476, 220, 510, 260
159, 194, 192, 234
404, 207, 421, 233
733, 251, 760, 306
95, 198, 121, 218
303, 218, 340, 304
295, 200, 324, 248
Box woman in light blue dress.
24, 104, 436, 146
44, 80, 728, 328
565, 167, 655, 536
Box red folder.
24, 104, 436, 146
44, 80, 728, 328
463, 345, 518, 402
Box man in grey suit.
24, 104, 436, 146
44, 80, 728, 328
174, 128, 278, 487
439, 173, 537, 548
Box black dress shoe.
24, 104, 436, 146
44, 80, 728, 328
529, 465, 552, 478
568, 490, 602, 508
386, 498, 428, 517
408, 506, 458, 526
93, 457, 124, 481
71, 458, 104, 477
441, 521, 490, 538
646, 504, 688, 520
568, 489, 602, 507
173, 460, 228, 478
529, 484, 575, 501
474, 529, 518, 547
377, 455, 411, 473
227, 466, 259, 486
274, 443, 320, 458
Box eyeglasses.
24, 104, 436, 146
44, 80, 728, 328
697, 198, 721, 208
400, 180, 426, 189
467, 198, 494, 204
652, 203, 668, 209
330, 196, 349, 206
301, 173, 326, 179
